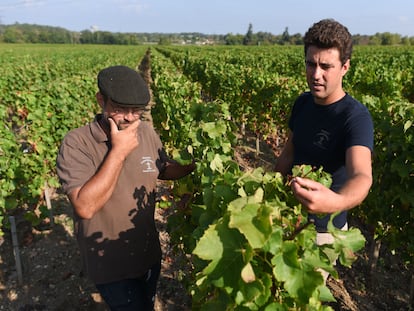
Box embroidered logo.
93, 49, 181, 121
141, 156, 156, 173
313, 129, 331, 150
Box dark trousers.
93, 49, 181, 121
96, 261, 161, 311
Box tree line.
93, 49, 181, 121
0, 22, 413, 46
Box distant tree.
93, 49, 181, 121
80, 30, 94, 44
256, 31, 277, 45
158, 36, 171, 45
1, 22, 412, 46
290, 33, 303, 45
279, 27, 290, 45
243, 23, 254, 45
400, 36, 412, 46
380, 32, 401, 45
3, 26, 24, 43
224, 33, 243, 45
99, 31, 116, 44
0, 23, 4, 41
353, 34, 372, 45
369, 34, 382, 45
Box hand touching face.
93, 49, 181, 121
107, 117, 140, 158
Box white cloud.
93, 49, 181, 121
0, 0, 46, 10
398, 15, 410, 24
113, 0, 147, 13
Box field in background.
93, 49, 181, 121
0, 43, 413, 310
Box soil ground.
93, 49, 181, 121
0, 191, 191, 311
0, 133, 412, 310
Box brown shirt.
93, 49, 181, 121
56, 115, 166, 284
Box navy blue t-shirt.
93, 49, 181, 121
289, 92, 374, 231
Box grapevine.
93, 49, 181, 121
0, 44, 413, 308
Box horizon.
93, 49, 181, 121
1, 21, 412, 38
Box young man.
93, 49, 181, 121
56, 65, 195, 310
274, 19, 373, 276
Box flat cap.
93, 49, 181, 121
97, 65, 150, 107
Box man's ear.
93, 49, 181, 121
96, 92, 105, 108
342, 59, 350, 76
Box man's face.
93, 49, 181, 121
103, 98, 144, 130
305, 46, 349, 105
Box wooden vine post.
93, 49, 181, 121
9, 216, 23, 285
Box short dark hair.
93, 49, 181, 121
304, 19, 353, 65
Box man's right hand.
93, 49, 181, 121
108, 118, 140, 159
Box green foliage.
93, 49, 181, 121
1, 43, 413, 308
156, 45, 306, 140
356, 95, 414, 261
150, 48, 367, 309
290, 165, 332, 189
186, 165, 364, 310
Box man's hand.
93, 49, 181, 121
158, 160, 196, 180
108, 118, 140, 159
291, 146, 372, 215
291, 177, 340, 214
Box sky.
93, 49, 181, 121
0, 0, 413, 37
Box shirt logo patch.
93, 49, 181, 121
313, 129, 331, 150
141, 156, 156, 173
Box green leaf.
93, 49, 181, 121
264, 303, 288, 311
201, 121, 227, 139
193, 219, 251, 288
301, 245, 338, 279
209, 153, 224, 173
272, 241, 324, 304
404, 120, 412, 132
228, 188, 273, 249
317, 284, 336, 302
291, 165, 332, 188
327, 221, 366, 267
263, 227, 284, 255
291, 164, 312, 177
235, 272, 272, 308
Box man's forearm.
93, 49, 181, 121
69, 151, 125, 219
337, 173, 372, 211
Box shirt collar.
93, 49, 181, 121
90, 114, 109, 143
